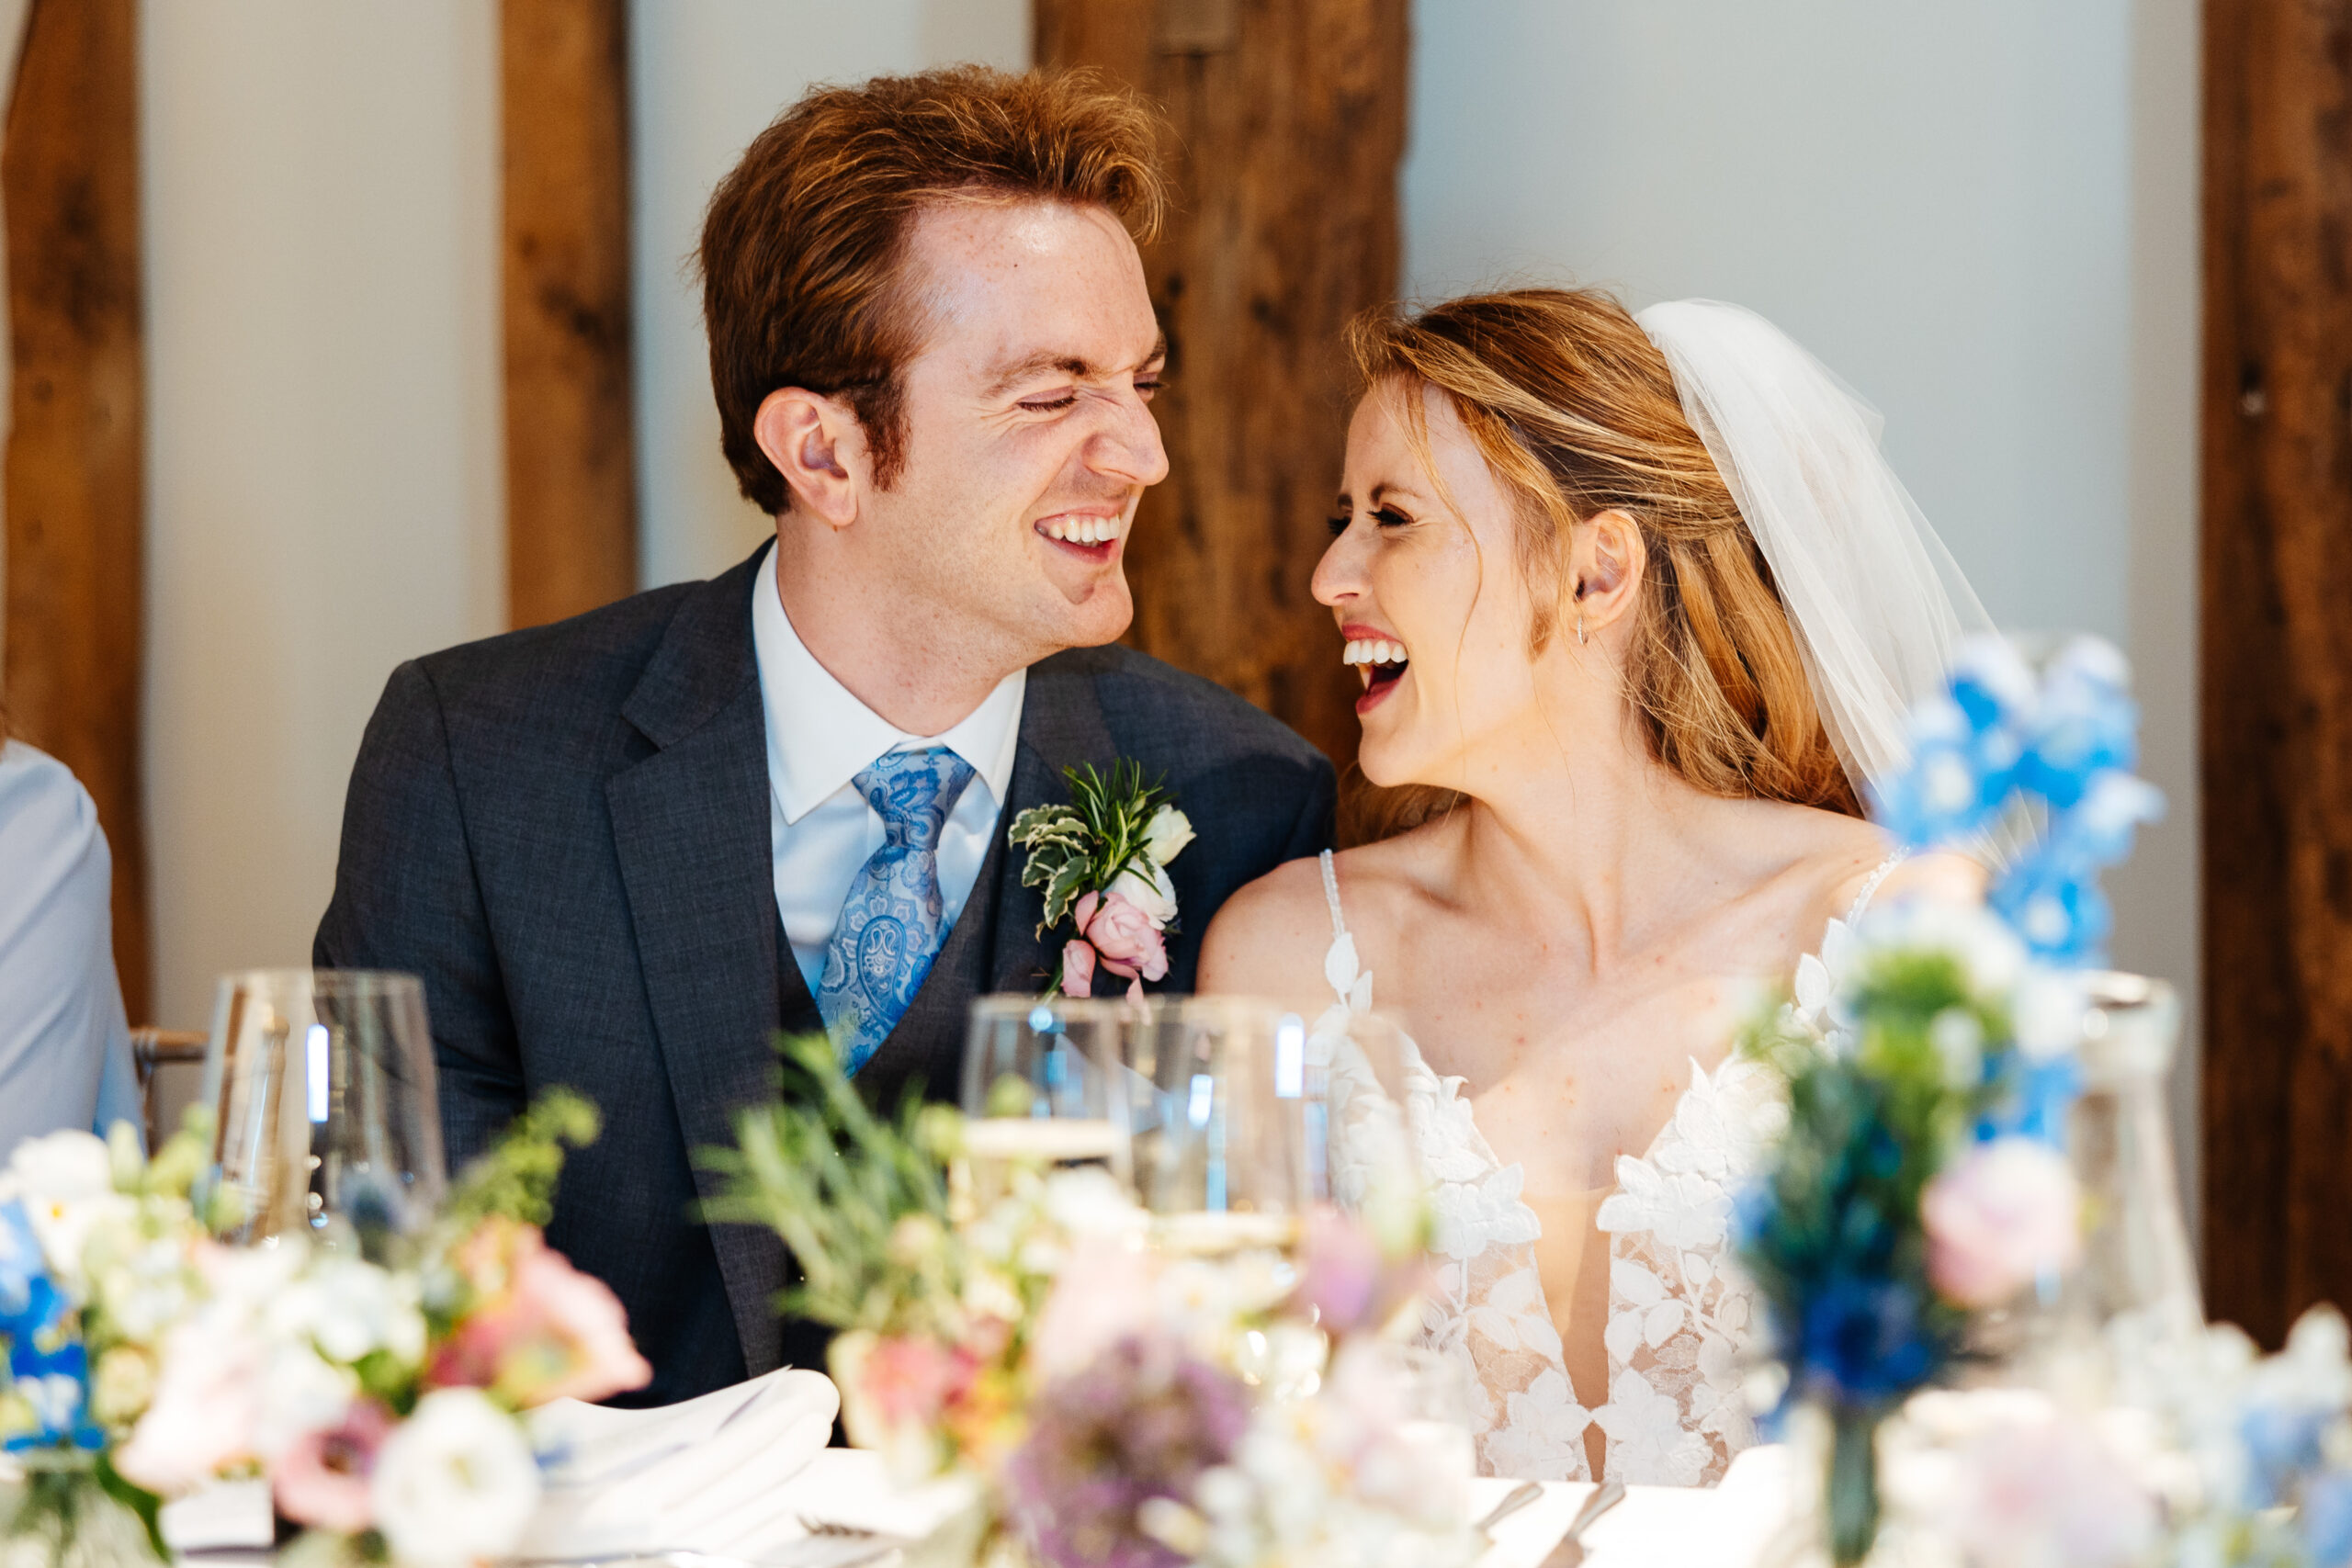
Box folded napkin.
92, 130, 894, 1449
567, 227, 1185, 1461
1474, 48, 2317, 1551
519, 1366, 841, 1559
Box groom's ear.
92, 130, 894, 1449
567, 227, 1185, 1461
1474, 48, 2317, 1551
753, 388, 867, 528
1569, 509, 1646, 637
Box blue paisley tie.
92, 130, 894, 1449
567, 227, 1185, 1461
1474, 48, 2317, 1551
816, 747, 977, 1076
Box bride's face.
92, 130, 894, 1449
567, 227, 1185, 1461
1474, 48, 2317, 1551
1314, 382, 1561, 789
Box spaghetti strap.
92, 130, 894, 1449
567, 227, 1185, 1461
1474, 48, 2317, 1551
1845, 850, 1909, 928
1318, 849, 1348, 939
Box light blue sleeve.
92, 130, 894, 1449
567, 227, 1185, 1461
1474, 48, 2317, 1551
0, 742, 133, 1157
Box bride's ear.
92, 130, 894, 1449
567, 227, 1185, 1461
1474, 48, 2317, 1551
1567, 509, 1645, 640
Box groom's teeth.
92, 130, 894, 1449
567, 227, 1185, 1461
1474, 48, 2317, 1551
1043, 517, 1118, 545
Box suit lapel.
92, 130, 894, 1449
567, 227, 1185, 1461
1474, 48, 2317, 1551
606, 550, 786, 1378
989, 650, 1118, 994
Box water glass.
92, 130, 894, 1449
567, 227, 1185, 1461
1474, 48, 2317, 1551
961, 996, 1132, 1196
200, 969, 446, 1251
1121, 996, 1317, 1250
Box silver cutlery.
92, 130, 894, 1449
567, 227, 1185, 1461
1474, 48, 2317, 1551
1474, 1480, 1546, 1538
1536, 1477, 1627, 1567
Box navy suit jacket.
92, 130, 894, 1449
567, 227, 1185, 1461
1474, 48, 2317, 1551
315, 547, 1335, 1404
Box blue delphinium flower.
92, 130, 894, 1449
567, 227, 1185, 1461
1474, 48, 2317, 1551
1798, 1276, 1933, 1404
2303, 1468, 2352, 1567
6, 1334, 100, 1450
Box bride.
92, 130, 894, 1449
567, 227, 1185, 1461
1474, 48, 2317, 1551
1199, 288, 1992, 1487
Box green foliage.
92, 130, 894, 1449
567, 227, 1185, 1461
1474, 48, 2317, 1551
1008, 760, 1169, 935
442, 1088, 601, 1234
697, 1033, 967, 1336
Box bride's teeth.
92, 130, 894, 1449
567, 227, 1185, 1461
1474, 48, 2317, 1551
1343, 639, 1363, 665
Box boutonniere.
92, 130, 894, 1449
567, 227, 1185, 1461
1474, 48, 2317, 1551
1008, 760, 1195, 1000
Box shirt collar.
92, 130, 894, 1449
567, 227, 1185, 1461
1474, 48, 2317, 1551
752, 542, 1026, 826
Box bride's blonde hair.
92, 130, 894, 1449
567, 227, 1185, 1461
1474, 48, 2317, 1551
1341, 286, 1860, 840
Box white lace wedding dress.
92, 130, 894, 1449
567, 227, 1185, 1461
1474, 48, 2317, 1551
1311, 849, 1901, 1487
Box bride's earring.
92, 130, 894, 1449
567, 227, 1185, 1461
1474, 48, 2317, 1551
1577, 613, 1588, 646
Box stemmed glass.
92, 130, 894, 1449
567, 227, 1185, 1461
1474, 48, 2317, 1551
1120, 996, 1319, 1253
199, 969, 446, 1253
960, 996, 1132, 1204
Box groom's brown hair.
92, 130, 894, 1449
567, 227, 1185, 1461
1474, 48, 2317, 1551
699, 66, 1170, 516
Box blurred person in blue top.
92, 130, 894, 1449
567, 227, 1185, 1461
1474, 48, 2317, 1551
0, 704, 141, 1154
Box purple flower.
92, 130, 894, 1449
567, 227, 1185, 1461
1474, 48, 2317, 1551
1003, 1334, 1250, 1568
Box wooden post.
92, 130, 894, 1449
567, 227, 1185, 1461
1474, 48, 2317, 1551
0, 0, 147, 1023
1036, 0, 1409, 779
2200, 0, 2352, 1344
501, 0, 636, 629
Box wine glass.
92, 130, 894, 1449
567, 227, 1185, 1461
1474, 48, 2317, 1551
199, 969, 446, 1252
1120, 997, 1317, 1254
960, 996, 1133, 1203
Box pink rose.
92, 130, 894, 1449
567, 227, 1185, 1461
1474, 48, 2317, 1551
274, 1399, 394, 1535
1074, 890, 1168, 1003
1922, 1137, 2083, 1307
1060, 938, 1097, 998
430, 1221, 651, 1406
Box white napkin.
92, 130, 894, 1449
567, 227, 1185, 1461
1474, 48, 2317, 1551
519, 1366, 841, 1559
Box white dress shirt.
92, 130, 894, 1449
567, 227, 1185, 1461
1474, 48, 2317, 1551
0, 740, 141, 1156
752, 544, 1026, 992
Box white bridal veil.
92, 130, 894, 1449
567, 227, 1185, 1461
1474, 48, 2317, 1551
1634, 299, 1997, 801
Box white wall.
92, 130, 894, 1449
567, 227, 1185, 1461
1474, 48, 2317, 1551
629, 0, 1029, 591
1405, 0, 2201, 1217
141, 1, 505, 1029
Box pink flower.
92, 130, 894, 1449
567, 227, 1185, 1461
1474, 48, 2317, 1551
1292, 1207, 1427, 1337
1073, 890, 1168, 1003
1028, 1236, 1158, 1382
430, 1220, 651, 1406
1061, 938, 1098, 998
1922, 1137, 2083, 1307
275, 1399, 394, 1535
1937, 1411, 2159, 1568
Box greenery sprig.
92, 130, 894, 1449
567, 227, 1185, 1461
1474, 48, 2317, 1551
1009, 761, 1171, 935
697, 1032, 966, 1336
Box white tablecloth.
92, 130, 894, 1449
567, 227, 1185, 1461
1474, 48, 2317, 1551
159, 1408, 1800, 1567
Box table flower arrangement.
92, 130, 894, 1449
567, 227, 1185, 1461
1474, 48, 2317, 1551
87, 1090, 650, 1568
1877, 1304, 2352, 1568
706, 1032, 1478, 1568
0, 1118, 220, 1567
1736, 635, 2164, 1564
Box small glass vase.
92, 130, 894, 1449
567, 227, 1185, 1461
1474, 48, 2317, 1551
1992, 973, 2201, 1407
1752, 1403, 1896, 1568
0, 1454, 164, 1568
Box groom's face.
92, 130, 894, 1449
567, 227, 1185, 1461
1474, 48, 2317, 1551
867, 199, 1169, 665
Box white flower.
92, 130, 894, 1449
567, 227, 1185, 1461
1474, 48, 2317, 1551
90, 1346, 155, 1427
0, 1130, 131, 1282
1142, 805, 1195, 866
1107, 863, 1179, 928
371, 1389, 542, 1568
269, 1256, 426, 1367
1856, 899, 2026, 999
2012, 968, 2088, 1062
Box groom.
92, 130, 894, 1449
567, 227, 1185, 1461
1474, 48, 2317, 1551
315, 67, 1334, 1404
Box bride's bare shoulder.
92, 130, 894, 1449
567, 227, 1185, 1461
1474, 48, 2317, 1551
1779, 805, 1986, 923
1196, 855, 1337, 1007
1196, 830, 1445, 1005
